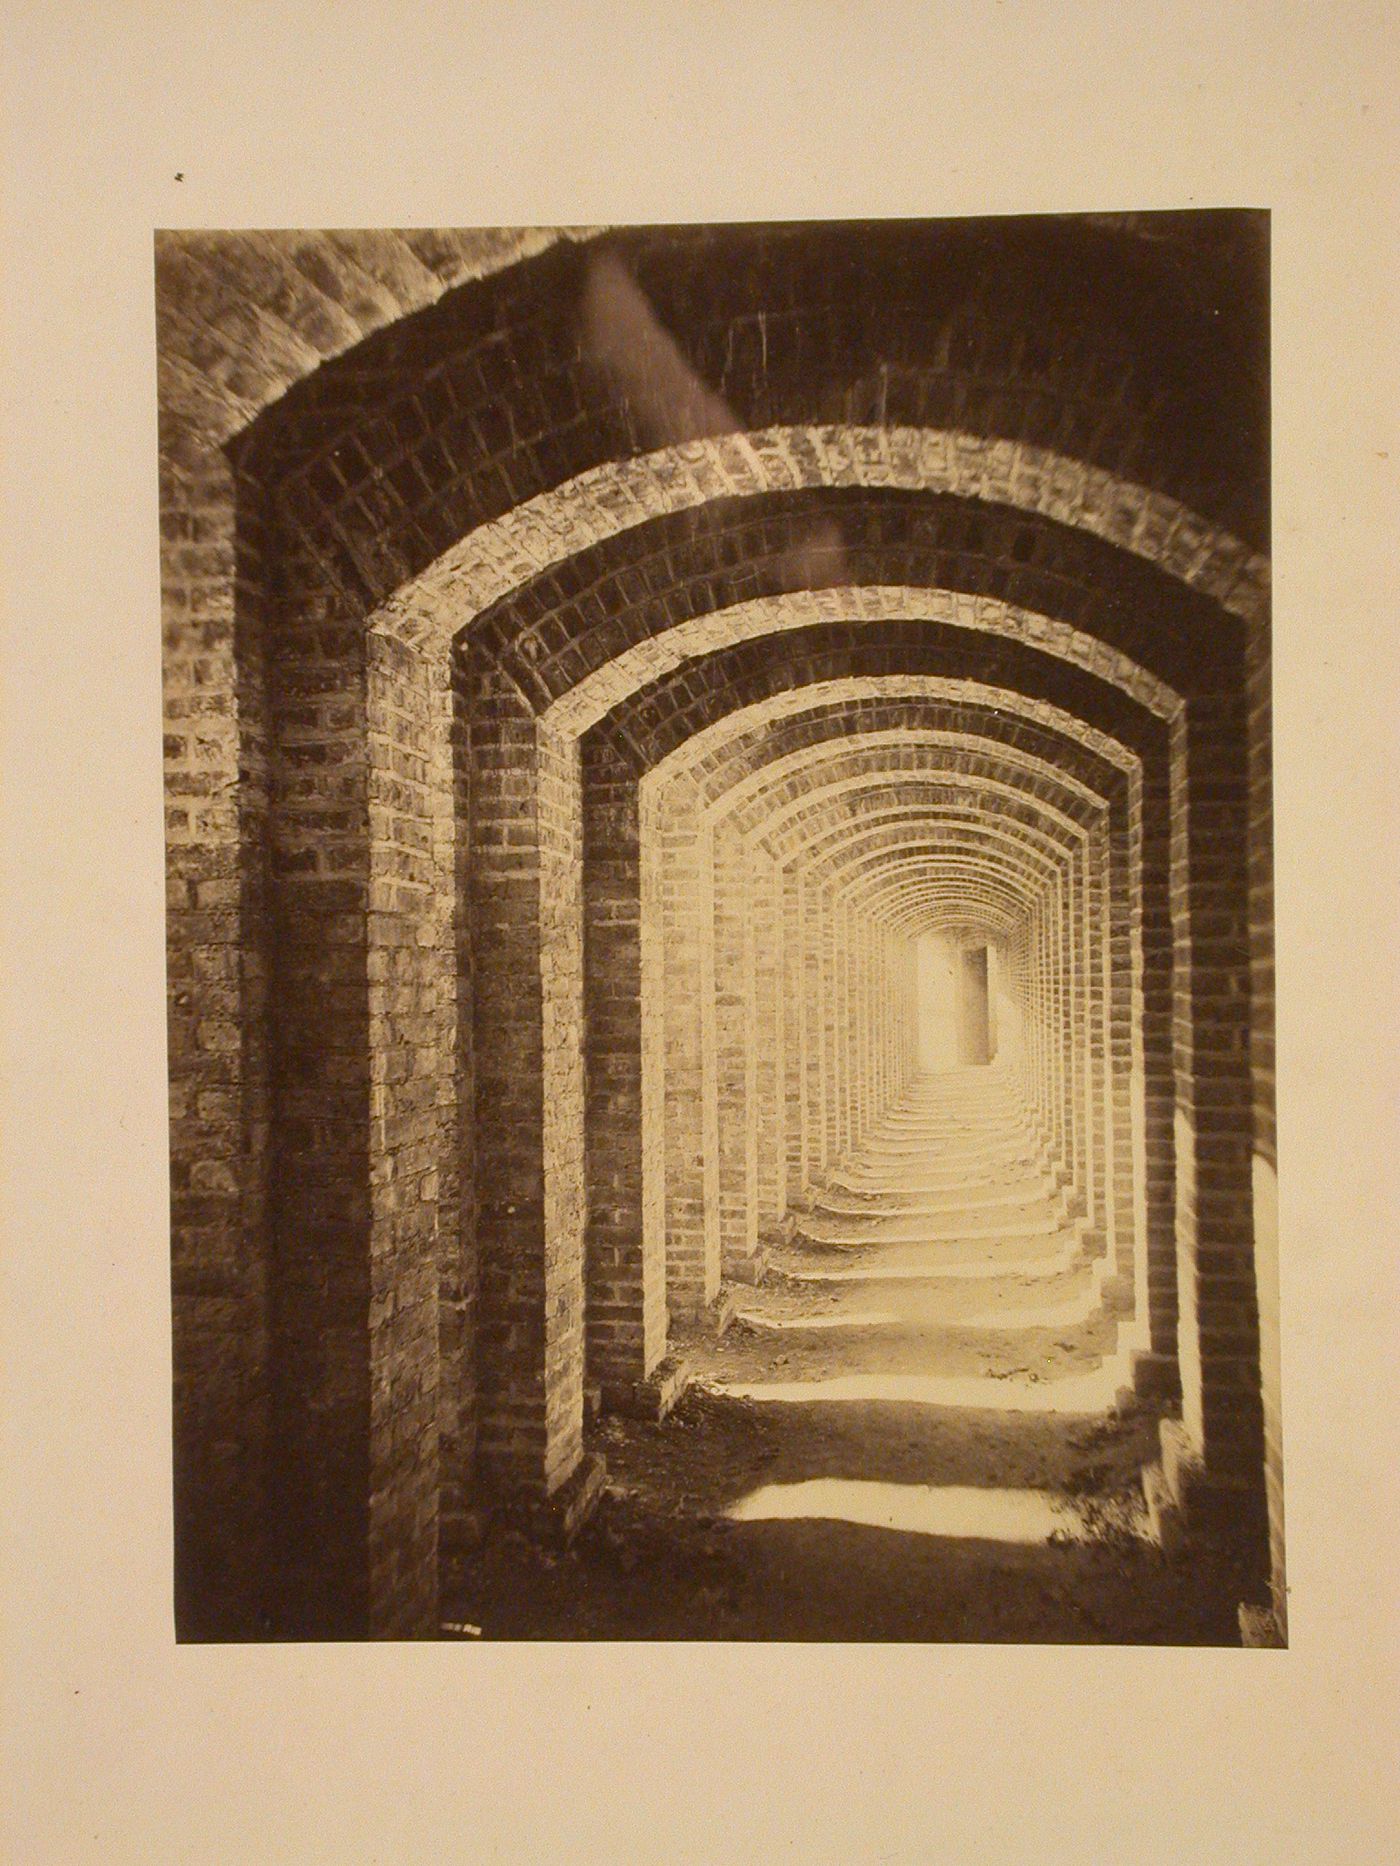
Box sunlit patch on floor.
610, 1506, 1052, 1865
781, 1248, 1081, 1283
704, 1358, 1131, 1413
727, 1479, 1098, 1542
955, 1289, 1098, 1330
733, 1308, 900, 1331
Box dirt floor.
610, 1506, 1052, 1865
442, 1072, 1253, 1645
441, 1385, 1246, 1644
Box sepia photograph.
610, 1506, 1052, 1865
5, 5, 1397, 1861
158, 213, 1282, 1647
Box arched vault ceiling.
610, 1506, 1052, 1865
795, 809, 1082, 880
590, 621, 1168, 789
693, 730, 1107, 831
216, 217, 1268, 551
885, 896, 1022, 936
858, 871, 1035, 923
728, 767, 1095, 856
778, 794, 1083, 856
379, 427, 1266, 657
837, 866, 1055, 923
799, 825, 1068, 889
630, 674, 1138, 788
843, 868, 1044, 921
541, 581, 1176, 737
756, 796, 1089, 877
793, 829, 1079, 907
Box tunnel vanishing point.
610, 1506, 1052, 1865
159, 216, 1281, 1643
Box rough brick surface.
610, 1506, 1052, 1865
159, 216, 1276, 1637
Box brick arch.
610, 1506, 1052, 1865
746, 789, 1095, 943
870, 878, 1055, 918
455, 484, 1227, 731
635, 709, 1130, 911
543, 578, 1176, 743
226, 215, 1267, 627
371, 425, 1265, 674
635, 748, 1105, 1293
801, 817, 1072, 883
802, 838, 1068, 934
213, 427, 1254, 1635
626, 671, 1139, 793
787, 815, 1087, 958
890, 903, 1020, 935
582, 703, 1161, 1504
721, 775, 1107, 852
837, 865, 1045, 932
625, 682, 1161, 1322
644, 739, 1107, 1175
537, 541, 1224, 1403
716, 737, 1109, 838
775, 807, 1156, 1368
855, 883, 1031, 940
438, 496, 1225, 1591
814, 824, 1064, 890
666, 746, 1107, 1105
839, 856, 1043, 916
791, 801, 1093, 876
817, 835, 1117, 1277
576, 633, 1159, 826
156, 228, 599, 465
880, 888, 1022, 929
897, 909, 1020, 938
704, 731, 1107, 832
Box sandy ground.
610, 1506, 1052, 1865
443, 1072, 1249, 1644
442, 1387, 1244, 1644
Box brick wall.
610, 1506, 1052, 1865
468, 669, 586, 1498
163, 450, 272, 1639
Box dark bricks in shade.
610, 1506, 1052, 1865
158, 216, 1280, 1643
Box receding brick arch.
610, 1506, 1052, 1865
440, 506, 1221, 1549
701, 731, 1107, 830
841, 863, 1039, 924
582, 656, 1164, 1328
881, 892, 1021, 930
755, 784, 1093, 892
795, 818, 1151, 1353
893, 905, 1020, 935
635, 729, 1158, 1370
639, 732, 1115, 1305
654, 699, 1162, 1317
619, 701, 1142, 1343
541, 576, 1177, 743
179, 439, 1252, 1633
459, 488, 1214, 727
794, 803, 1091, 875
840, 854, 1040, 910
671, 696, 1161, 1332
802, 821, 1069, 887
809, 845, 1064, 959
624, 671, 1140, 790
764, 781, 1126, 1244
455, 671, 1157, 1545
369, 427, 1265, 680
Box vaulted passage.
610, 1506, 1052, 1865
158, 214, 1281, 1644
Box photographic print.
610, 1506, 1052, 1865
157, 214, 1282, 1646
